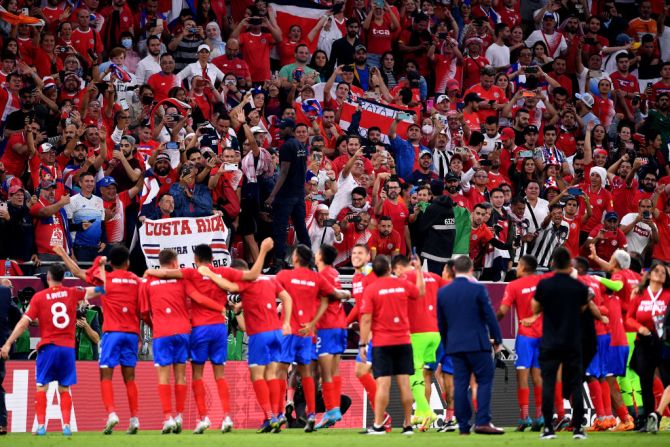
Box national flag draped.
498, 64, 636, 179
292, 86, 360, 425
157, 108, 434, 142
338, 98, 415, 143
168, 0, 196, 25
269, 0, 330, 53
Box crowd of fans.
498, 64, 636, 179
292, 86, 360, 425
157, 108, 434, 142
0, 0, 668, 281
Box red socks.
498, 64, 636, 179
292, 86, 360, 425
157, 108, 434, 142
192, 379, 208, 419
616, 403, 629, 420
268, 379, 281, 415
555, 381, 565, 419
158, 384, 172, 419
278, 379, 287, 414
446, 407, 454, 420
472, 397, 478, 413
216, 378, 230, 416
252, 380, 272, 419
601, 381, 612, 416
588, 380, 604, 417
517, 387, 530, 418
332, 375, 342, 409
175, 383, 187, 415
302, 377, 316, 415
36, 390, 47, 425
358, 373, 377, 410
533, 386, 543, 418
59, 391, 72, 425
101, 379, 116, 413
322, 381, 335, 411
125, 380, 139, 417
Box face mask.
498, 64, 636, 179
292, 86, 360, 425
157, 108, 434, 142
421, 124, 434, 135
141, 95, 154, 105
121, 38, 133, 49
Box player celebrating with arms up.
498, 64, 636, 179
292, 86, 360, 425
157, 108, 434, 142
0, 264, 102, 436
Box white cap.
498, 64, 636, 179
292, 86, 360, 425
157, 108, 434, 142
436, 94, 450, 103
250, 126, 268, 134
316, 204, 329, 213
575, 92, 594, 109
197, 44, 211, 53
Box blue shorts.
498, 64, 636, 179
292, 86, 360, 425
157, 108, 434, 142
100, 332, 139, 368
356, 341, 373, 365
515, 335, 541, 369
317, 328, 347, 356
36, 345, 76, 387
248, 330, 282, 367
425, 343, 453, 374
441, 354, 454, 375
280, 334, 314, 365
190, 323, 228, 365
606, 345, 629, 377
586, 333, 611, 378
425, 343, 443, 371
153, 334, 190, 367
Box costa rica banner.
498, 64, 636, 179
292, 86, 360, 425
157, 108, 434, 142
338, 98, 416, 143
269, 0, 331, 53
139, 215, 230, 269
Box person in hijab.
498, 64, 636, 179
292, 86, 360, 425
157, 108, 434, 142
204, 22, 226, 59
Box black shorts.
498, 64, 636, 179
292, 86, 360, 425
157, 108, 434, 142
372, 344, 413, 377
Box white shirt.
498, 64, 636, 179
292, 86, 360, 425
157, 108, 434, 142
525, 30, 567, 58
176, 62, 225, 84
64, 193, 105, 243
620, 213, 652, 255
329, 171, 358, 219
523, 197, 549, 233
485, 42, 510, 68
135, 54, 161, 85
309, 223, 337, 253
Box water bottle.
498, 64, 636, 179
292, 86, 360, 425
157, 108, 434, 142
4, 258, 11, 276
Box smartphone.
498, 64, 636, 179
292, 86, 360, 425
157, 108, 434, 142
373, 0, 385, 7
519, 150, 534, 158
156, 18, 163, 27
567, 187, 583, 196
166, 141, 179, 150
118, 98, 129, 111
311, 194, 325, 201
643, 210, 651, 219
21, 7, 29, 15
0, 202, 7, 212
426, 99, 434, 111
525, 66, 538, 74
313, 152, 322, 162
397, 111, 412, 121
456, 102, 465, 112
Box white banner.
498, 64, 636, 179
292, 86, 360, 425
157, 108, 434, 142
139, 215, 230, 269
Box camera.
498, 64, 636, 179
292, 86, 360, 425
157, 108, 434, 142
349, 215, 362, 224
643, 211, 651, 219
525, 66, 538, 74
323, 219, 338, 227
76, 306, 88, 320
189, 27, 198, 34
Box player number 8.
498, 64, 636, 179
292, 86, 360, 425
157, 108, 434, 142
51, 302, 70, 329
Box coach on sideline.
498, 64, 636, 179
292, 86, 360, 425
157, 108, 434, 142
437, 256, 504, 435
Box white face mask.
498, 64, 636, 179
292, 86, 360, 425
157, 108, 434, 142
421, 124, 434, 135
121, 38, 133, 49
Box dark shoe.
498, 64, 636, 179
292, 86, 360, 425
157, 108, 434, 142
0, 426, 7, 435
573, 427, 587, 440
401, 426, 414, 436
474, 423, 504, 435
364, 425, 386, 435
540, 427, 557, 440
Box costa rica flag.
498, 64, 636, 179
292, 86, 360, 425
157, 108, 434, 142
270, 0, 331, 53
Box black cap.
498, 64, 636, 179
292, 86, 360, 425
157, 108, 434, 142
342, 64, 355, 73
277, 118, 296, 130
524, 125, 539, 135
445, 171, 460, 182
464, 92, 483, 103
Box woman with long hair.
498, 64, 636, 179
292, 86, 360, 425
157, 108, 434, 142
308, 49, 330, 82
625, 262, 670, 433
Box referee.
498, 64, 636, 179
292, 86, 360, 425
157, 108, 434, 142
532, 247, 589, 440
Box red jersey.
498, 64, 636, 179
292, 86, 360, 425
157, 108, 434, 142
403, 270, 442, 334
361, 276, 419, 346
562, 216, 582, 258
497, 6, 522, 28
604, 293, 627, 346
103, 191, 133, 244
139, 278, 191, 338
579, 274, 609, 336
211, 55, 251, 82
369, 229, 402, 257
366, 19, 394, 55
380, 200, 409, 253
610, 72, 640, 113
589, 224, 627, 266
147, 72, 179, 102
581, 185, 613, 233
470, 224, 494, 266
610, 175, 637, 218
236, 275, 284, 335
275, 267, 336, 336
347, 271, 378, 325
626, 288, 670, 337
317, 266, 346, 330
1, 132, 29, 177
501, 274, 543, 338
652, 212, 670, 263
26, 286, 86, 350
239, 32, 273, 82
70, 27, 103, 65
181, 266, 243, 327
462, 55, 490, 91
611, 269, 641, 321
464, 83, 506, 123
101, 270, 141, 334
30, 199, 68, 255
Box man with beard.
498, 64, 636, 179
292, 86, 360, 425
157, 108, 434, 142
407, 150, 438, 186
1, 119, 45, 178
525, 204, 570, 269
349, 44, 371, 92
333, 211, 373, 267
29, 179, 71, 269
534, 126, 569, 173
369, 216, 401, 259
330, 147, 367, 220
585, 211, 627, 268
212, 38, 252, 89
105, 134, 142, 193
169, 163, 213, 218
328, 19, 361, 72
373, 177, 410, 255
631, 172, 658, 208
140, 152, 179, 214
443, 171, 471, 211
99, 176, 143, 248
58, 73, 86, 109
609, 53, 639, 119
63, 142, 101, 193
147, 54, 179, 103
331, 134, 373, 179
279, 44, 317, 87
389, 120, 428, 181
4, 88, 49, 136
465, 67, 507, 124
28, 142, 66, 199
135, 36, 162, 85
619, 199, 657, 259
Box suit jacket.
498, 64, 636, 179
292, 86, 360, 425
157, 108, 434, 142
0, 285, 22, 345
437, 276, 503, 354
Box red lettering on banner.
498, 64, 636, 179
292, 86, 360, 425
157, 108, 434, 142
196, 218, 207, 233
145, 221, 154, 236
180, 220, 192, 235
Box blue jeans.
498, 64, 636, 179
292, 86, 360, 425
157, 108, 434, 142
271, 195, 310, 262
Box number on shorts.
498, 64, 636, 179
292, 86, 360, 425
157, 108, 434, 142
51, 302, 70, 329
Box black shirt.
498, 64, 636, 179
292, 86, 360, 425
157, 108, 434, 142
277, 136, 307, 198
535, 273, 588, 350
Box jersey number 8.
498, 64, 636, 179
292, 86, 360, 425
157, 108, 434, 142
51, 302, 70, 329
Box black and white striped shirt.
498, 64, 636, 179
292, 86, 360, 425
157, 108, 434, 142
526, 221, 570, 268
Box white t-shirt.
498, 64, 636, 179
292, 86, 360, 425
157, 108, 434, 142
485, 43, 510, 68
328, 171, 358, 219
64, 193, 105, 244
525, 30, 567, 58
524, 198, 549, 233
620, 213, 652, 255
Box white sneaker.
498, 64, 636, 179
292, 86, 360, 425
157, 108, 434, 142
221, 416, 233, 433
103, 412, 119, 435
162, 417, 175, 434
174, 414, 183, 434
193, 416, 211, 434
127, 417, 140, 435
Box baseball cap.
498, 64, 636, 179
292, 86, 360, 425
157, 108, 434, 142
593, 148, 608, 157
42, 76, 57, 90
445, 171, 460, 182
341, 64, 355, 73
277, 118, 296, 130
464, 92, 483, 103
8, 185, 22, 195
465, 36, 484, 47
97, 176, 117, 188
436, 94, 450, 104
575, 92, 595, 109
197, 44, 211, 53
316, 204, 329, 213
120, 135, 136, 145
500, 128, 515, 142
524, 125, 539, 135
419, 149, 432, 158
604, 211, 618, 221
354, 43, 367, 53
543, 12, 556, 20
154, 152, 170, 163
250, 126, 268, 134
446, 79, 460, 91
39, 142, 54, 153
40, 179, 56, 189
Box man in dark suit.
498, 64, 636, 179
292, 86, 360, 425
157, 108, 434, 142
437, 256, 504, 435
0, 279, 22, 435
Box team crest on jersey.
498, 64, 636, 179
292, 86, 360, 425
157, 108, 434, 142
387, 243, 394, 250
597, 199, 602, 205
261, 38, 267, 44
472, 234, 478, 240
90, 39, 94, 44
611, 240, 617, 246
570, 223, 576, 229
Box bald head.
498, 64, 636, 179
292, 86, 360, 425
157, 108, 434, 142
226, 38, 240, 57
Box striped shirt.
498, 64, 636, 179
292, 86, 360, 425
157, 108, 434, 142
526, 221, 570, 268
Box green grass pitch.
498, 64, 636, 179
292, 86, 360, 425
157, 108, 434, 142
6, 429, 670, 447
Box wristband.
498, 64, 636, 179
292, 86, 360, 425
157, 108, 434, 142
358, 343, 367, 348
94, 286, 105, 295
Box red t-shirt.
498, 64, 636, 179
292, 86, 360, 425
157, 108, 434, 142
70, 27, 103, 65
211, 55, 251, 82
361, 276, 419, 346
403, 270, 442, 334
30, 199, 68, 255
26, 286, 86, 350
366, 19, 394, 55
501, 274, 543, 338
347, 271, 378, 326
626, 288, 670, 336
275, 267, 336, 336
470, 223, 494, 266
380, 200, 409, 253
464, 83, 506, 123
239, 32, 273, 82
496, 6, 522, 28
562, 216, 582, 258
589, 224, 628, 266
581, 185, 613, 233
101, 270, 141, 334
237, 275, 284, 335
181, 266, 242, 327
1, 132, 29, 177
653, 212, 670, 263
604, 292, 627, 346
610, 72, 640, 113
317, 266, 346, 330
147, 72, 178, 103
369, 229, 402, 257
462, 55, 490, 91
611, 269, 641, 321
139, 278, 191, 338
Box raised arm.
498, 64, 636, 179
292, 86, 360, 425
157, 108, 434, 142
242, 238, 273, 280
197, 265, 240, 292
